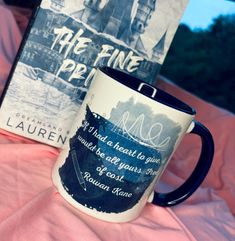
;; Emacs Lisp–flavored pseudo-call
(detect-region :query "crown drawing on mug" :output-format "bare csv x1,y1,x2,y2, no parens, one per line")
111,111,171,151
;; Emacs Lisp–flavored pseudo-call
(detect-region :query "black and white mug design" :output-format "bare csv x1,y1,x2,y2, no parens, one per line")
52,67,214,223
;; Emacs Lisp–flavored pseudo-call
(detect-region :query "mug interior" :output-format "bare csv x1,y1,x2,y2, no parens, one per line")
100,67,196,116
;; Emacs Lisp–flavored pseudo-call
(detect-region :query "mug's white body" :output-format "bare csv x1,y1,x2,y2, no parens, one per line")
52,70,194,222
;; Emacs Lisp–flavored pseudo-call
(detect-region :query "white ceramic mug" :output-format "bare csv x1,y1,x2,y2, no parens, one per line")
52,67,214,223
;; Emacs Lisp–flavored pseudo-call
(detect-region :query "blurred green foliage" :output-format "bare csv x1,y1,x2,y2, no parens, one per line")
160,14,235,113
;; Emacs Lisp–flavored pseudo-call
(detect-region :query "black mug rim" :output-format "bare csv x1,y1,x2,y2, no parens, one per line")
99,67,196,116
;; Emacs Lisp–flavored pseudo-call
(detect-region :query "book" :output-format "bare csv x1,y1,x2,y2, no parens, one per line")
0,0,189,148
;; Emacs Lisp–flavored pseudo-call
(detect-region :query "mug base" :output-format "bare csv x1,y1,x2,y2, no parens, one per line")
51,165,146,223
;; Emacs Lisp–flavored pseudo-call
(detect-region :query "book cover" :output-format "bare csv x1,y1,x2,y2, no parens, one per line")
0,0,189,147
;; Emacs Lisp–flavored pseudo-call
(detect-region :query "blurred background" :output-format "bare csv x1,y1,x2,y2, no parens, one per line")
160,0,235,113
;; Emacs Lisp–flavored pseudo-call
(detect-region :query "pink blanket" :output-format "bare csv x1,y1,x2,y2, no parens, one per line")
0,4,234,240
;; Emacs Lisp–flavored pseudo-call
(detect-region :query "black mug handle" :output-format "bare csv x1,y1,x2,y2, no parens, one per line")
152,121,214,206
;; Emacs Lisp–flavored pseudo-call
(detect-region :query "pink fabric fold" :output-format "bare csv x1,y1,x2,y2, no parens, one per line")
0,5,234,241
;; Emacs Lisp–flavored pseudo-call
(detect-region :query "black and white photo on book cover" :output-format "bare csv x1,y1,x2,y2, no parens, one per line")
0,0,189,147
